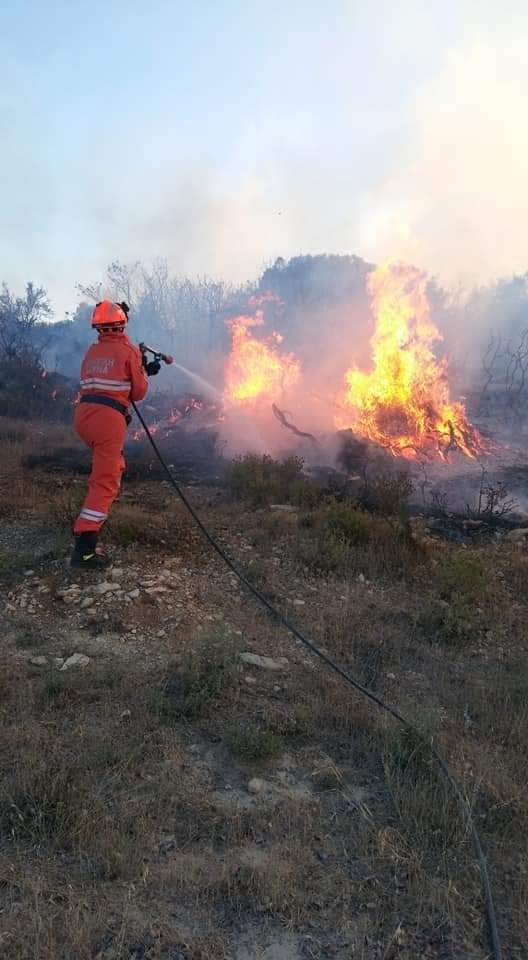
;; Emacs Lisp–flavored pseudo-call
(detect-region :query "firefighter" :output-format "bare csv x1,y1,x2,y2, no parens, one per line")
71,300,160,569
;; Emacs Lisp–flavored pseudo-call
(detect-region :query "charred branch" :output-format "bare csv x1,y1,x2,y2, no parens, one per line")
272,404,318,443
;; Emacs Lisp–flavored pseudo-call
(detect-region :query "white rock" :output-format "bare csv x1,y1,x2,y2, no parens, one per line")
111,567,125,580
127,589,140,600
248,777,269,795
93,581,119,596
293,599,305,606
54,657,65,669
57,585,81,598
80,597,95,609
60,653,90,671
29,656,47,667
139,579,157,588
240,652,288,671
270,504,298,512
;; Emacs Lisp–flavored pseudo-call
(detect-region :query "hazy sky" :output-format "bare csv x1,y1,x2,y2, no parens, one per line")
1,1,527,314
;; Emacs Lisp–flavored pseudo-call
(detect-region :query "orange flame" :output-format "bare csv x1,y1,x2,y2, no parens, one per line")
338,262,484,460
224,297,300,405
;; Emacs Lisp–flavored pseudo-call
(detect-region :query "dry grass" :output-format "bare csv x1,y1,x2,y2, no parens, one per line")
225,722,284,762
1,419,527,957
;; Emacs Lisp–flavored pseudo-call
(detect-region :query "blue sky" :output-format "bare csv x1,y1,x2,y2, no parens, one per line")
1,1,524,313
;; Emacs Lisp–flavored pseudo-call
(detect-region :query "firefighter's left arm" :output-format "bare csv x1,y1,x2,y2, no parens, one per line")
128,345,149,402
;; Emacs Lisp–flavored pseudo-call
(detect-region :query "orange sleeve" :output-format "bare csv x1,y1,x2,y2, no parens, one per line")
128,344,149,402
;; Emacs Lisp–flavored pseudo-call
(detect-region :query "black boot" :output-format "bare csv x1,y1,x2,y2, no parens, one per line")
71,532,111,570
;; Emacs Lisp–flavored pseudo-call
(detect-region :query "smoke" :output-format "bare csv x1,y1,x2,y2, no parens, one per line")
3,1,528,328
360,10,528,291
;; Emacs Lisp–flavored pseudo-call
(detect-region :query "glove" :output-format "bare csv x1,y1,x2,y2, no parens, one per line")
145,360,161,377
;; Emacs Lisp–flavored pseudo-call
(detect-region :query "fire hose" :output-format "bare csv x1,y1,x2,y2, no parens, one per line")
131,398,503,960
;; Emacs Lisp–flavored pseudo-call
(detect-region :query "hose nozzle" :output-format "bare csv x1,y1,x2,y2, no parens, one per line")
139,342,174,365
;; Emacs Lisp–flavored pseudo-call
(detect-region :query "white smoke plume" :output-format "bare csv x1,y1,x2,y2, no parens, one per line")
360,5,528,291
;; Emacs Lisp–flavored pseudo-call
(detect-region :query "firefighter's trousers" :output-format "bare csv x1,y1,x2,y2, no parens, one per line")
73,404,126,534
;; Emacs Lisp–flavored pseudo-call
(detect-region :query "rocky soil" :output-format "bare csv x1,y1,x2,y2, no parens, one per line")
1,456,527,958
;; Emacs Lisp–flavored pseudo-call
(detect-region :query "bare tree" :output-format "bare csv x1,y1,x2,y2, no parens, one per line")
75,259,252,370
0,282,52,362
504,330,528,425
470,465,517,521
478,328,528,427
478,333,506,415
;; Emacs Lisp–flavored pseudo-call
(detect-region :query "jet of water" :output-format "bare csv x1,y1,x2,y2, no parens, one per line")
172,363,222,401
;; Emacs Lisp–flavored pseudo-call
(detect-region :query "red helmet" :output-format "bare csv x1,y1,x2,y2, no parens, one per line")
91,300,128,328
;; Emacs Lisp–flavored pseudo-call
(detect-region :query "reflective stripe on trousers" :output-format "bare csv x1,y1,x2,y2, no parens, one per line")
73,403,126,534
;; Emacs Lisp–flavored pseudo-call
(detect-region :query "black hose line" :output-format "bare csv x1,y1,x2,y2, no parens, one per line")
131,401,503,960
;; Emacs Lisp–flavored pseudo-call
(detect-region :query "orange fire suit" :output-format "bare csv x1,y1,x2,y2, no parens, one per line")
73,331,149,535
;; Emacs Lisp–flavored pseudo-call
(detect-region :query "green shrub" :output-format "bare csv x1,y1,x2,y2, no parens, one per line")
245,558,268,588
225,722,283,762
226,454,305,505
359,472,414,518
152,637,239,722
434,552,487,643
110,505,157,546
289,478,323,509
435,552,486,601
296,501,420,577
322,502,374,545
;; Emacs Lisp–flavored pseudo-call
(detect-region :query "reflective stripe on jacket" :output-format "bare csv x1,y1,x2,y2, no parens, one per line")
79,331,149,407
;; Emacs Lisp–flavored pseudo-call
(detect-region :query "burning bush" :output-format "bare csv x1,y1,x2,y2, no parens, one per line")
337,262,485,461
224,295,300,406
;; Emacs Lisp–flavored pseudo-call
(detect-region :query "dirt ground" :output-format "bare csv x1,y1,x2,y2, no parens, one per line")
0,420,527,959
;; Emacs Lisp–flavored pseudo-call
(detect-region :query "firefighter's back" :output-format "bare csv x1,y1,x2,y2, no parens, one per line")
80,331,144,407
